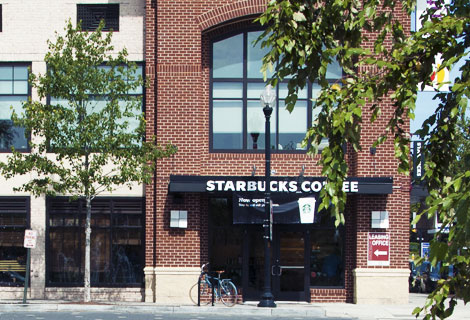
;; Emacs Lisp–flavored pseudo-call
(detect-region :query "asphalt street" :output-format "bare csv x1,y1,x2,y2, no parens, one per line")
0,312,345,320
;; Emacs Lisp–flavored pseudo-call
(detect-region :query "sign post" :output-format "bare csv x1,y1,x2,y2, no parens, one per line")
367,232,390,266
23,229,37,304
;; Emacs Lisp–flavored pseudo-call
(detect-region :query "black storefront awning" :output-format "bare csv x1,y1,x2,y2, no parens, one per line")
169,175,393,224
169,175,393,195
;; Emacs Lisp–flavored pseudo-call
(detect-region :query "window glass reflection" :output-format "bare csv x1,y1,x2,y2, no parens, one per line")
209,198,242,287
326,58,342,79
247,82,267,99
0,198,28,287
279,100,307,150
210,31,342,152
310,227,344,287
213,82,243,99
213,34,243,78
247,31,272,79
0,64,29,151
247,100,276,150
47,197,144,286
212,100,243,150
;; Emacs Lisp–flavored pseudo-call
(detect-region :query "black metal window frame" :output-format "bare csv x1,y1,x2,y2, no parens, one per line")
209,28,342,154
0,196,31,287
0,4,3,32
0,62,31,152
45,196,145,287
77,4,119,32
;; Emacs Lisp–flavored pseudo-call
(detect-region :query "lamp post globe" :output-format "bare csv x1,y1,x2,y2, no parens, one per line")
258,84,276,308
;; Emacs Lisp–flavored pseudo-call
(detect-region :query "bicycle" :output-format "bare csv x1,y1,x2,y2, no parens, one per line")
189,263,238,307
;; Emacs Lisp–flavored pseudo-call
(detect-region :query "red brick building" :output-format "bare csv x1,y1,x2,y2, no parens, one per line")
143,0,410,304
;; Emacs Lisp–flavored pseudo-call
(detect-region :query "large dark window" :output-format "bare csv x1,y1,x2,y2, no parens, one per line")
209,197,243,287
0,63,30,151
77,4,119,31
46,197,144,287
0,197,29,286
211,30,342,152
309,214,345,287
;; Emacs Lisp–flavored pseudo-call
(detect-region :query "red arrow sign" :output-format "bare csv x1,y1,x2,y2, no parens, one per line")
368,232,390,266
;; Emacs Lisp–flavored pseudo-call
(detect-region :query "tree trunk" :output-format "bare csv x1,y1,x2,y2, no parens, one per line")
84,195,92,302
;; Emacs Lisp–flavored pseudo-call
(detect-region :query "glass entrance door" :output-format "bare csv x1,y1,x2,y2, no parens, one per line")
272,229,309,301
242,226,309,302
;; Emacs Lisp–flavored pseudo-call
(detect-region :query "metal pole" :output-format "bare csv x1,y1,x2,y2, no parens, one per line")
258,104,276,308
22,247,31,304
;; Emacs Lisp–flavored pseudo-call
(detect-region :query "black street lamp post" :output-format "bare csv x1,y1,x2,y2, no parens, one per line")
258,85,276,308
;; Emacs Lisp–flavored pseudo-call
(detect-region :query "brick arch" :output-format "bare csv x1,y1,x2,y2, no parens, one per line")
196,0,267,32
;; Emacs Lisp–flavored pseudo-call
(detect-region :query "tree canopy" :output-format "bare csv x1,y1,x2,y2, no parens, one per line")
257,0,469,318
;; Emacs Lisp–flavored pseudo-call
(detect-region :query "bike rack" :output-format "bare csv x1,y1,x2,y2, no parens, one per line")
197,273,216,306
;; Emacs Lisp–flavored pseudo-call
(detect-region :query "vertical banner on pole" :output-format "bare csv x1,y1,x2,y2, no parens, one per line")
413,141,425,181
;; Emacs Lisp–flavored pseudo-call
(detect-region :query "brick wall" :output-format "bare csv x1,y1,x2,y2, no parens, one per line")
145,0,410,303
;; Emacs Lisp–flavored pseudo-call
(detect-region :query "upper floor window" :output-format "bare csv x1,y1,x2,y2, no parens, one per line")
0,63,30,151
48,64,144,151
77,4,119,31
210,30,342,152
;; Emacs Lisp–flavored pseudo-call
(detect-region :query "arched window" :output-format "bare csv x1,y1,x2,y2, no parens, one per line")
210,30,342,152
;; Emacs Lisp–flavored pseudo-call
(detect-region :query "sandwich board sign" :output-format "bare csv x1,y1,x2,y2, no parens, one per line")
367,232,390,266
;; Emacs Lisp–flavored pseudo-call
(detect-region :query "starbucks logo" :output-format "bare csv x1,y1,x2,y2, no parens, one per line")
302,204,312,214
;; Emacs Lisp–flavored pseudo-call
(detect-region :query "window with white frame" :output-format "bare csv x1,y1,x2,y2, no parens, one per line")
210,30,342,152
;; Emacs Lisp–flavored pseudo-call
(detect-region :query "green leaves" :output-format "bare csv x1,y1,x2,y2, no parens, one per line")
259,0,470,318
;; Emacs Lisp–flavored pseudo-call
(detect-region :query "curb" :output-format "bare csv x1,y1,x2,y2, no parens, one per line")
0,303,326,317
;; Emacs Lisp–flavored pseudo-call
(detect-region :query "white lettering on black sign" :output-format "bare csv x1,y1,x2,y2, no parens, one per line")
207,180,359,193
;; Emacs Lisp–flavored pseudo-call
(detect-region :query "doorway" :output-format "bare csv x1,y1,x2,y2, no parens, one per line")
272,227,310,301
242,225,310,302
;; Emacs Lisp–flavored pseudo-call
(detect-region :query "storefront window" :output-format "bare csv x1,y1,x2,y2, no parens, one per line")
209,197,243,287
211,30,341,152
310,224,345,287
0,197,29,286
46,197,144,286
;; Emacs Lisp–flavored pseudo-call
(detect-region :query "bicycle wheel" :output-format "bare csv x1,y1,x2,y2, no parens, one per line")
189,281,211,305
219,280,238,307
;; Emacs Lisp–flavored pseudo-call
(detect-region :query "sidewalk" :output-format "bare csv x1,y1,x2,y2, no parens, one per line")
0,294,469,319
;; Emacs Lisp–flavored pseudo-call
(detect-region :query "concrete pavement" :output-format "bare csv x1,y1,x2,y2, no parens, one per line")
0,294,469,319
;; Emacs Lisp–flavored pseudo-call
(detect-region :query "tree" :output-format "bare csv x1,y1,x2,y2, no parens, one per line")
257,0,469,318
0,21,177,302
